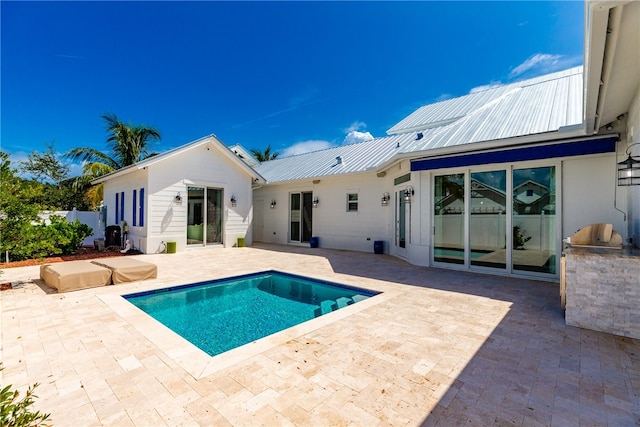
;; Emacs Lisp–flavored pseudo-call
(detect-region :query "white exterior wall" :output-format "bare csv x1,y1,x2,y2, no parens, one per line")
252,159,431,265
562,153,627,241
103,142,254,254
627,86,640,247
145,143,253,253
254,173,394,253
103,168,148,250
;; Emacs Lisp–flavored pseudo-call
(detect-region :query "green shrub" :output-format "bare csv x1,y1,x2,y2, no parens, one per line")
0,216,92,262
0,365,51,426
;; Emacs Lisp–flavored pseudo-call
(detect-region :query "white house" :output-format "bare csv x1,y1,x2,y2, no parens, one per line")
93,135,265,254
96,0,638,283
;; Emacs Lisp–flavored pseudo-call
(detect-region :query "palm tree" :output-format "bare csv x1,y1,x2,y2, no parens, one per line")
250,145,280,162
66,113,161,208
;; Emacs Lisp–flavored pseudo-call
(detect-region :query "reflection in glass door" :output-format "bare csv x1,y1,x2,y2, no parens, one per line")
395,191,408,251
512,166,556,274
188,186,223,246
290,192,313,243
433,174,465,264
187,187,205,245
206,189,222,244
470,171,506,269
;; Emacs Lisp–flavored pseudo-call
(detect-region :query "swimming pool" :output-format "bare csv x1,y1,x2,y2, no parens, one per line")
124,271,379,356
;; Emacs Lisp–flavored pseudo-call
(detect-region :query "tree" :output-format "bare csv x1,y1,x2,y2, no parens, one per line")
65,113,161,207
250,145,280,162
19,141,69,187
66,113,161,170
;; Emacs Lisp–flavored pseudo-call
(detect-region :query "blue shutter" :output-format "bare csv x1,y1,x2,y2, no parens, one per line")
132,190,137,226
120,192,125,222
115,193,119,224
139,188,145,227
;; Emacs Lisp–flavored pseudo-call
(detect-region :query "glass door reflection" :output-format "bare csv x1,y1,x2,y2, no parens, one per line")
470,171,506,269
433,173,465,264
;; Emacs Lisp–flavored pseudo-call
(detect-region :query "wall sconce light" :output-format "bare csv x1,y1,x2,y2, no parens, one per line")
230,195,237,207
404,186,414,203
381,192,390,206
618,143,640,186
175,192,182,203
270,199,277,209
313,196,319,208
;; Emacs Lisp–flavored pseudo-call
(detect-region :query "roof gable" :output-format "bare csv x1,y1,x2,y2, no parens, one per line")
93,134,265,184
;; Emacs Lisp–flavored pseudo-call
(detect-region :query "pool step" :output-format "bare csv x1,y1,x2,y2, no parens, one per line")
351,294,367,303
313,296,362,317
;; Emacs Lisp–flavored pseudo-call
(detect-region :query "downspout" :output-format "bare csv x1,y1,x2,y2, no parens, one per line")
593,5,623,133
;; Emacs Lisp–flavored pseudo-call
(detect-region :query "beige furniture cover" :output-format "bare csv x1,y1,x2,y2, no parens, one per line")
570,223,623,247
40,261,112,292
91,258,157,284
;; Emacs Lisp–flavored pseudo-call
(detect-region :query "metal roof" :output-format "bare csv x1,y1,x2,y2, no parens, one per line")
255,66,585,184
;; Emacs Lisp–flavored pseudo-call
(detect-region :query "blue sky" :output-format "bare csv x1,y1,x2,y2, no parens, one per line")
2,1,584,175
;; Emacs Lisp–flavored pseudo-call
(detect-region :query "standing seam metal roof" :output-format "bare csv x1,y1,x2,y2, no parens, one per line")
255,66,584,183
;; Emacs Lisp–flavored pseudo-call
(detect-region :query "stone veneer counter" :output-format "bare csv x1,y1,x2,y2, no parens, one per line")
564,246,640,339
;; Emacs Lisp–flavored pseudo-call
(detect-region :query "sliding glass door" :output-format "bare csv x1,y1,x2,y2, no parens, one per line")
512,166,556,274
433,173,465,264
470,170,506,269
187,186,223,246
432,165,557,277
290,192,313,243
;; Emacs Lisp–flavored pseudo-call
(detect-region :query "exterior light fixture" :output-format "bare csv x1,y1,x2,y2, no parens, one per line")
230,195,237,207
175,192,182,203
313,196,319,208
404,186,414,203
381,192,390,206
618,143,640,186
270,199,277,209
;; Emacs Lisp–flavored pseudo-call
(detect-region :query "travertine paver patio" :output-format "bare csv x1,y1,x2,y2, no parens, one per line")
1,243,639,426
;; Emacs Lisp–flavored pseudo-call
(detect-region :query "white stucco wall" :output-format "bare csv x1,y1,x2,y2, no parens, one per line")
562,153,627,241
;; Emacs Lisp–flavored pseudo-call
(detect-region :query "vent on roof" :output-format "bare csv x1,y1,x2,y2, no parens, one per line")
336,156,342,164
416,132,423,140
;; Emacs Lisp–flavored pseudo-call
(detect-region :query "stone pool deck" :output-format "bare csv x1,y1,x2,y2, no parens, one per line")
1,243,639,426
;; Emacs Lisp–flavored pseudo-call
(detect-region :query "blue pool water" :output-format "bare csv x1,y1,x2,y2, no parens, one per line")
124,271,379,356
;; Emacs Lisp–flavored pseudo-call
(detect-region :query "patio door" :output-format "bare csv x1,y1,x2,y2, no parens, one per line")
432,165,558,277
433,173,465,265
187,186,222,246
290,192,313,243
395,190,410,256
469,170,507,270
512,166,556,274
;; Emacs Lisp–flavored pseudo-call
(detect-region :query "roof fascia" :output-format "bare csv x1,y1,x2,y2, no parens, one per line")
92,134,266,185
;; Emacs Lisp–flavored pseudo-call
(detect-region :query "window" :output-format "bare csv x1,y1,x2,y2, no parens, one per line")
347,193,358,212
115,193,119,224
120,192,125,222
132,190,137,226
526,189,534,197
139,188,145,227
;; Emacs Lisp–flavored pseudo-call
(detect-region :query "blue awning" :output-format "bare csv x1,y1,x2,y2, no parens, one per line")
411,136,618,171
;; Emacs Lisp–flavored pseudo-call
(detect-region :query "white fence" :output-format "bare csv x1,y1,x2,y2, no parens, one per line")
40,209,102,246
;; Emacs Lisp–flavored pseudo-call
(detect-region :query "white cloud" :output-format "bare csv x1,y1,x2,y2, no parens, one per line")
344,121,367,133
281,140,335,157
435,93,453,102
469,82,504,94
509,53,562,78
343,131,374,145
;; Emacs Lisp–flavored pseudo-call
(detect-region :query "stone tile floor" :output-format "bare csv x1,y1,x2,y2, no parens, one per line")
1,243,639,426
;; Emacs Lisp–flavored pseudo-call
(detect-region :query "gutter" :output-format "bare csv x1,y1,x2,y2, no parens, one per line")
593,5,624,133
